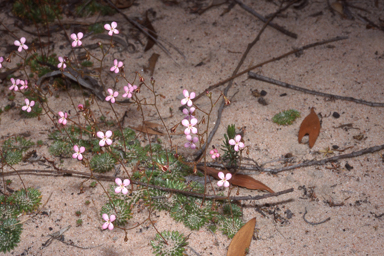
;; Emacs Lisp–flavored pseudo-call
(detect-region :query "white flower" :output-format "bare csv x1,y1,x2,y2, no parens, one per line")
97,131,113,147
14,37,28,52
115,178,130,194
102,214,116,230
217,172,232,187
229,135,245,151
180,90,195,107
22,98,35,112
71,32,83,47
104,22,119,36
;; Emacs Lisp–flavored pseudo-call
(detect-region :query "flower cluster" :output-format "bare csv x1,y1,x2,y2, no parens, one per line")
180,90,199,150
210,148,220,159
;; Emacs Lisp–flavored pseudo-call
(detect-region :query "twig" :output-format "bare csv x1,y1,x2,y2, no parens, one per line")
188,246,202,256
0,168,294,201
193,36,348,102
248,72,384,107
197,143,384,174
302,207,330,225
194,1,296,159
233,0,297,38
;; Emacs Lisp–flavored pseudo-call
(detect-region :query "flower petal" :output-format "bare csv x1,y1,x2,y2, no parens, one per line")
99,140,105,147
189,92,196,99
235,134,242,142
183,89,189,98
77,154,83,160
104,24,111,30
181,98,188,105
70,33,77,40
122,187,128,195
123,179,130,186
14,40,20,46
229,139,235,145
74,145,79,152
97,131,104,138
181,119,189,127
79,147,85,153
115,178,122,185
20,37,26,44
218,172,225,180
72,153,78,159
115,187,122,193
102,214,109,222
102,222,109,230
217,180,224,187
77,32,83,39
110,215,116,222
108,223,114,230
106,131,113,137
225,173,232,180
190,118,198,126
111,22,117,28
224,180,230,187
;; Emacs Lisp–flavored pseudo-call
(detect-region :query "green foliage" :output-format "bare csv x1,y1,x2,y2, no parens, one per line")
0,218,22,253
37,140,43,147
221,124,240,166
101,199,132,226
12,0,61,25
219,216,244,239
75,211,81,217
0,187,41,253
89,181,97,188
26,53,59,77
76,219,83,227
76,0,116,17
223,203,243,218
151,230,188,256
272,109,300,125
81,60,93,67
49,141,72,157
2,136,34,165
89,23,105,34
90,152,116,173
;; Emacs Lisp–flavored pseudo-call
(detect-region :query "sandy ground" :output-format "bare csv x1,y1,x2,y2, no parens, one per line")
1,0,384,255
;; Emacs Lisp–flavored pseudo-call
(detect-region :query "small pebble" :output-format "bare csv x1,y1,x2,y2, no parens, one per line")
345,162,353,171
258,97,268,106
260,90,267,96
332,112,340,118
280,93,287,97
332,145,339,150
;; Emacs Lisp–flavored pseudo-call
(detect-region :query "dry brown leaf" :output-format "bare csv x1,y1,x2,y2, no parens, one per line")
144,10,157,52
199,167,274,193
227,218,256,256
298,107,320,148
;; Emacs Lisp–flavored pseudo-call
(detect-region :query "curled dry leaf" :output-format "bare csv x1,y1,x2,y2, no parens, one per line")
199,167,274,193
298,107,320,148
227,217,256,256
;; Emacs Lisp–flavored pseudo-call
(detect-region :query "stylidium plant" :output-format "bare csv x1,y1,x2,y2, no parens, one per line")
102,214,116,230
97,131,113,146
115,178,130,194
122,83,137,98
110,59,123,73
58,57,66,69
229,135,245,152
106,89,118,103
58,112,68,125
71,32,83,47
181,118,198,135
104,21,119,36
72,145,85,160
181,89,195,107
9,78,19,91
14,37,28,52
21,99,35,112
217,172,232,187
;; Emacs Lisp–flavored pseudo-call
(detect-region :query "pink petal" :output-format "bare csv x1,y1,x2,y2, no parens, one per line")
187,99,193,107
106,139,112,145
113,91,119,97
110,215,116,222
11,78,15,84
123,86,129,93
78,41,82,46
62,119,67,125
217,180,224,187
189,92,196,99
104,24,111,30
181,119,190,127
113,59,117,66
115,187,122,193
114,68,119,73
108,88,113,95
184,142,191,148
72,153,78,159
25,98,30,105
183,89,189,98
70,33,77,40
79,147,85,153
223,181,230,187
102,214,109,222
234,145,239,151
77,32,83,39
181,98,188,105
27,107,32,112
114,29,119,34
115,178,122,186
110,97,115,103
122,187,128,195
102,222,109,229
123,179,130,186
235,135,242,142
23,45,28,50
106,131,113,137
218,172,225,180
111,22,117,28
192,137,199,143
108,223,114,230
229,139,235,145
99,140,106,147
58,111,64,117
108,30,113,36
190,118,197,126
225,173,232,180
239,142,244,148
77,154,83,160
191,127,197,134
118,61,123,67
110,66,116,72
74,145,79,152
72,41,77,47
97,131,104,138
22,106,28,111
190,144,196,149
14,40,20,46
184,128,190,135
183,108,189,115
20,37,26,44
186,135,192,141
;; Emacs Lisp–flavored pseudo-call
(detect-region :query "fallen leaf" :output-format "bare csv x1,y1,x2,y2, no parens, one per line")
227,218,256,256
143,53,160,76
298,107,320,148
198,167,274,193
143,10,157,52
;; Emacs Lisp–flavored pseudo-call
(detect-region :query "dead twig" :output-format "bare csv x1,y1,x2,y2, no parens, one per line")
193,36,348,102
302,207,330,225
233,0,297,38
248,72,384,107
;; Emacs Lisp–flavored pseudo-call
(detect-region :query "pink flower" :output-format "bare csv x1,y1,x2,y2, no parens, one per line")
72,145,85,160
184,135,198,149
58,111,68,125
9,78,19,91
180,89,195,107
97,131,113,147
110,59,123,73
0,56,3,68
102,214,116,230
229,135,244,152
115,178,130,194
71,32,83,47
22,98,35,112
183,107,195,120
105,89,118,103
210,149,220,159
122,83,137,98
14,37,28,52
77,104,84,111
104,22,119,36
58,57,66,69
181,118,197,135
217,172,232,187
19,80,28,90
